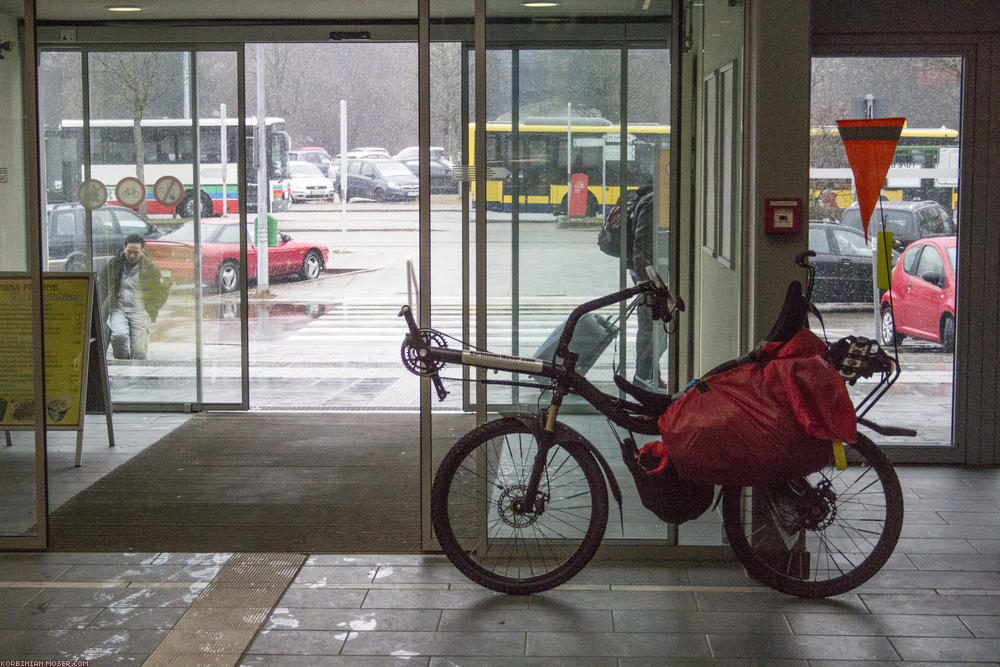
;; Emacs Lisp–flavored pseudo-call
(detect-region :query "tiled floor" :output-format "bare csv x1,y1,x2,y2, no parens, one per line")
1,465,999,665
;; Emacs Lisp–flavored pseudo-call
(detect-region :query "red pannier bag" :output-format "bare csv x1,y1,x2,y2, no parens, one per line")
657,329,857,487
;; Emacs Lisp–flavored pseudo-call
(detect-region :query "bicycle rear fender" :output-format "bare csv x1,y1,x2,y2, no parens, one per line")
505,413,624,510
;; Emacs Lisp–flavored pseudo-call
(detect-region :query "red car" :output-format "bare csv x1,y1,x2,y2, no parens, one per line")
145,220,329,293
880,236,957,351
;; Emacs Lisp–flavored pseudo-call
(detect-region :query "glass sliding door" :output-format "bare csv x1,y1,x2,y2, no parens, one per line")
39,47,246,409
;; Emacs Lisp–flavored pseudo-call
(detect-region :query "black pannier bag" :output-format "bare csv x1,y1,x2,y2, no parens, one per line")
532,312,618,382
619,439,714,524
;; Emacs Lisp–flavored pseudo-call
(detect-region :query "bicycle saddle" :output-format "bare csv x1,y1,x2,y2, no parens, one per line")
613,374,675,416
765,280,809,343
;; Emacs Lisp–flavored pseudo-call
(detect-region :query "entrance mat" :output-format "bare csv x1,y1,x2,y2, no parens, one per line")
49,411,473,552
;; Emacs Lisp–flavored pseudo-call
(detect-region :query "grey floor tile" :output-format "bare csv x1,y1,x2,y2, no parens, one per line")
891,636,1000,662
55,563,222,583
0,561,71,581
341,629,526,657
147,552,234,565
0,605,102,629
892,538,980,554
0,587,44,606
707,633,899,660
862,569,1000,590
0,552,161,565
902,523,1000,539
245,658,431,666
785,612,971,637
0,627,167,655
621,660,806,667
614,609,791,634
86,605,187,630
562,562,692,586
306,554,442,567
248,628,347,655
363,589,529,611
434,659,614,667
862,593,1000,615
526,631,711,658
27,585,202,609
970,539,1000,555
526,588,698,611
440,608,611,633
292,565,377,585
961,614,1000,638
368,564,477,585
908,553,1000,571
267,606,441,632
694,591,867,613
277,587,368,608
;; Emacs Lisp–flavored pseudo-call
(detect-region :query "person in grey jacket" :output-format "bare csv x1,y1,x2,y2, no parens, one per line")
628,185,666,391
104,234,168,360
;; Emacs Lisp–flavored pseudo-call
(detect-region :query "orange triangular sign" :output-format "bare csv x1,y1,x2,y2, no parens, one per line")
836,117,906,240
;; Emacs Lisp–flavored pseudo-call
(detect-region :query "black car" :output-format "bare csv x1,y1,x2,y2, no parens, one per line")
47,203,163,271
809,221,897,303
840,200,955,253
345,159,419,202
398,157,457,193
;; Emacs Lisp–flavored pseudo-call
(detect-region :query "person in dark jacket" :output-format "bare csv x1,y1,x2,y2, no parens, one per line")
104,233,168,360
628,185,666,391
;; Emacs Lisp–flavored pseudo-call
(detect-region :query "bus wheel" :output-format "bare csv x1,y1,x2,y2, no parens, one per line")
176,189,215,218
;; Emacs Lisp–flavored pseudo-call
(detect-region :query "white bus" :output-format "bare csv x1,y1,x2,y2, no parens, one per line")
47,116,292,217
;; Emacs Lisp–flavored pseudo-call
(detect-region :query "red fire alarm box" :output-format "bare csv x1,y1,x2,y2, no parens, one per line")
764,198,802,234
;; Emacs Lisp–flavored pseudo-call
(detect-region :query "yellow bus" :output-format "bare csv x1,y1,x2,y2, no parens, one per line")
471,116,670,216
809,125,959,212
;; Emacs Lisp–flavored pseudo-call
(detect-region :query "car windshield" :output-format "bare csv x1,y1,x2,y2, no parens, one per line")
376,162,413,177
842,208,911,236
290,162,325,177
162,222,228,243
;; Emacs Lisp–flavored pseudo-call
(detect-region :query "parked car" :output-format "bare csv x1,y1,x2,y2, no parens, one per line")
840,199,955,253
345,158,419,202
879,236,957,351
808,221,898,303
398,157,457,193
288,160,334,202
288,147,332,172
394,145,453,170
47,203,163,271
328,148,390,180
144,220,329,293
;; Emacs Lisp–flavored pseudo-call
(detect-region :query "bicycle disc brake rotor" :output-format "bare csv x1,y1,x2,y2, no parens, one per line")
496,484,547,528
401,329,447,376
769,479,837,532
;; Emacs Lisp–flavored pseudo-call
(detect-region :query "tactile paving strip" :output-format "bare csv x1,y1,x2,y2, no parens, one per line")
143,552,305,666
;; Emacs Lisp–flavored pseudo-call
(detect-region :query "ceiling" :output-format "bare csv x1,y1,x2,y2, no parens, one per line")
1,1,669,22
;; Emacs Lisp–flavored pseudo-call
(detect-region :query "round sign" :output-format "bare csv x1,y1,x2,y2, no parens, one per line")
153,175,185,207
115,177,146,208
77,179,108,210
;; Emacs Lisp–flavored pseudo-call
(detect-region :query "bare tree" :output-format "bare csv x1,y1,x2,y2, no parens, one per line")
90,52,180,215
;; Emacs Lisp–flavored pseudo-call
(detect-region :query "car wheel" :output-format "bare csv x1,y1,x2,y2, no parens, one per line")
880,305,903,347
300,249,323,281
176,189,214,218
586,192,599,217
373,188,387,203
216,259,240,293
941,314,956,353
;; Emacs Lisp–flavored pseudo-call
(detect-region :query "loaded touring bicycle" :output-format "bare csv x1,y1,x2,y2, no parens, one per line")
400,253,913,598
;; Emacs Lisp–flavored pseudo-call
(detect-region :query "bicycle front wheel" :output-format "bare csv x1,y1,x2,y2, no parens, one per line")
722,433,903,598
431,417,608,595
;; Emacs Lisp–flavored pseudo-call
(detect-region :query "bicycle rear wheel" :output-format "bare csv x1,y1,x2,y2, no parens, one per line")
721,433,903,598
431,417,608,595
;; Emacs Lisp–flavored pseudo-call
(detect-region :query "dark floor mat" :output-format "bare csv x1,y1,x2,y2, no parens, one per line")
49,411,472,552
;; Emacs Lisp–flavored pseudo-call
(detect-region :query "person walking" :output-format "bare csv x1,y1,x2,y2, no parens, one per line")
627,185,666,391
104,233,168,360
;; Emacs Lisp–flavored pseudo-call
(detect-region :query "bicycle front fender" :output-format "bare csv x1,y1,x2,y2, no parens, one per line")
504,413,624,511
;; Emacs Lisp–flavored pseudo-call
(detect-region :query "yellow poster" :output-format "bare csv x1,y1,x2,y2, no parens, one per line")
0,274,92,428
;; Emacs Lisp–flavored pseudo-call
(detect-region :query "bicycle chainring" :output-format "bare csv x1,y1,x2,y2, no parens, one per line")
401,329,448,376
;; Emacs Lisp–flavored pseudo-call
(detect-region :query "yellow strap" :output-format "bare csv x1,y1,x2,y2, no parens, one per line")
832,440,848,470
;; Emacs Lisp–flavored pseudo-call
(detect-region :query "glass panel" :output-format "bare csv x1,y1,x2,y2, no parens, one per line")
809,56,960,447
1,12,44,545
